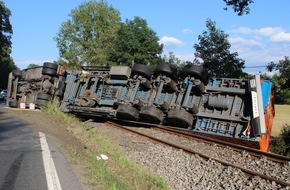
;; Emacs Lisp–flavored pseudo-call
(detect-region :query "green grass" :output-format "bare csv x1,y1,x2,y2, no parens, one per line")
41,101,81,126
272,104,290,137
43,101,170,190
85,129,169,190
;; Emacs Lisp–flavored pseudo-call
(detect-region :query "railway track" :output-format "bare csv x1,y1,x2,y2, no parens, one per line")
105,119,290,188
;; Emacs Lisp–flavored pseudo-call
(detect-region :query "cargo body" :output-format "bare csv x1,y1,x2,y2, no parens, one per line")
60,64,274,151
6,62,66,108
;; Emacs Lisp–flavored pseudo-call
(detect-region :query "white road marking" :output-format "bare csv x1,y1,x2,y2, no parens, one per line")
39,132,62,190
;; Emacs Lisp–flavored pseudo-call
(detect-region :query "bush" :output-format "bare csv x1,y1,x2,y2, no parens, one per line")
269,124,290,156
274,89,290,104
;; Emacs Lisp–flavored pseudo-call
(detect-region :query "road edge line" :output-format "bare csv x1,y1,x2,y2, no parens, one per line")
39,132,62,190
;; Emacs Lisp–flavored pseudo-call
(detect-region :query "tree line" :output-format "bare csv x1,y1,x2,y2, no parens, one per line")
0,1,17,90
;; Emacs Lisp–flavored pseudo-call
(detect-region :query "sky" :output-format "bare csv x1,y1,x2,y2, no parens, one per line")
2,0,290,74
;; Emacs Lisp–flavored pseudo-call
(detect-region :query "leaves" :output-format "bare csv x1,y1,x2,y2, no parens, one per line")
223,0,254,16
194,19,245,78
0,1,17,89
109,16,163,67
54,0,121,69
266,56,290,104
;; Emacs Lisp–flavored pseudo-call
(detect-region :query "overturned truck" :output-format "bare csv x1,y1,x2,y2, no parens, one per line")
59,64,274,151
6,62,66,108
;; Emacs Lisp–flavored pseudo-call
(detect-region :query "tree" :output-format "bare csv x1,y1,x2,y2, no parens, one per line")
223,0,254,16
109,16,163,67
267,56,290,89
0,1,17,89
161,52,189,74
193,19,245,78
54,0,121,69
27,63,41,68
267,56,290,104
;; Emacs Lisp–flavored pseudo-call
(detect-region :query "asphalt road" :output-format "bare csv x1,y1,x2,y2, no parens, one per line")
0,101,85,190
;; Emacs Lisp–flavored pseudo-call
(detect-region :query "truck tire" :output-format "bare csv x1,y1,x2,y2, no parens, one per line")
154,63,174,78
116,104,139,121
166,109,193,128
9,100,18,108
131,64,152,79
43,62,58,70
42,68,57,76
180,65,208,84
140,106,164,124
36,99,49,106
36,93,51,100
12,70,22,78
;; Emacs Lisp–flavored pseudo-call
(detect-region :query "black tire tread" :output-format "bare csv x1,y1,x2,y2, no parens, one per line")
9,100,18,108
180,65,208,84
116,104,139,121
42,68,57,76
43,62,58,70
140,106,164,124
166,109,193,128
131,64,152,79
12,70,22,77
154,63,174,78
37,93,51,100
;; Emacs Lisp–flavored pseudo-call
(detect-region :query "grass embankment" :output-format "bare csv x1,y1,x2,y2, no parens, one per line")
272,105,290,137
42,101,170,190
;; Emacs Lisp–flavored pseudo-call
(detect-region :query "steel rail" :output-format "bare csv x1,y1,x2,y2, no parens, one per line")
110,119,290,163
156,125,290,163
106,120,290,187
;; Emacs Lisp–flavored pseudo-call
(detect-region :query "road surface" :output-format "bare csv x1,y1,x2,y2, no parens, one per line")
0,101,86,190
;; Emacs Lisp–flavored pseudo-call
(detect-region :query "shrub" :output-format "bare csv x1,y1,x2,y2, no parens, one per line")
269,124,290,156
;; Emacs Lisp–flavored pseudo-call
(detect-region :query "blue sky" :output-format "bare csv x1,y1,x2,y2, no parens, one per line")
3,0,290,74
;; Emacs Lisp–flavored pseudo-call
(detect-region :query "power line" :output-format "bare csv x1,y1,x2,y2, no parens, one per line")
245,66,267,68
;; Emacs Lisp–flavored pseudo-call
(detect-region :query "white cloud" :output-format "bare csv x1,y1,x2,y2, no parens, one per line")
182,28,193,34
228,37,263,47
227,26,290,72
270,32,290,42
159,36,183,49
229,36,289,68
230,26,290,42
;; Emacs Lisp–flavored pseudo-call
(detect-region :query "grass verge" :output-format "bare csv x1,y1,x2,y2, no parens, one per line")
272,105,290,136
43,101,170,190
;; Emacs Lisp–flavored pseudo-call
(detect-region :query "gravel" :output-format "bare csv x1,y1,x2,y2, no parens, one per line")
90,122,290,190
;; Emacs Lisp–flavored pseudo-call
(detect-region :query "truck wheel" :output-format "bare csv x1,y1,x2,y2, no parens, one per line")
166,109,193,128
180,65,208,84
131,64,152,79
36,99,49,106
154,63,174,78
12,70,22,78
116,104,139,121
140,106,164,124
9,100,18,108
42,68,57,76
43,62,58,70
36,93,51,100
